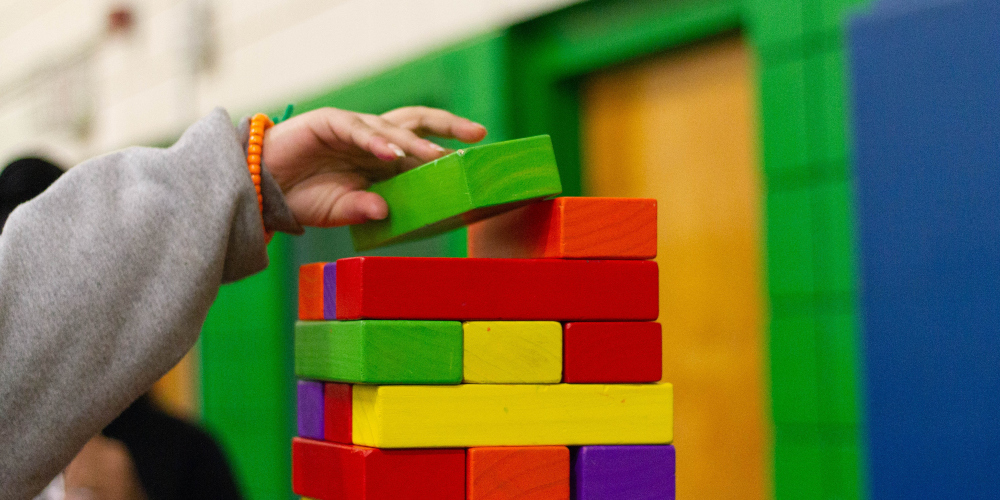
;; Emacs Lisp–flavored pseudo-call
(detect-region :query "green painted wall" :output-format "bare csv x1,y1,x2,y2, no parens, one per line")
198,0,872,498
200,235,296,500
751,0,870,497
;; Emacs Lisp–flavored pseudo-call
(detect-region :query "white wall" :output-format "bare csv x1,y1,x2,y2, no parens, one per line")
0,0,582,167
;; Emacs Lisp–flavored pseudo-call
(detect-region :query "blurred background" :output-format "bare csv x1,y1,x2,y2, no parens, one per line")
4,0,998,499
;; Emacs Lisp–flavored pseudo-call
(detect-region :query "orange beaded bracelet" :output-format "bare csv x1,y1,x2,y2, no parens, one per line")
247,113,273,215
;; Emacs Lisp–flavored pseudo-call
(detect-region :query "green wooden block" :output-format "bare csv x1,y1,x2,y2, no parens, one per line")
349,135,562,251
816,310,862,425
774,424,824,500
766,187,816,297
811,180,858,296
295,320,463,384
759,58,811,189
771,312,821,425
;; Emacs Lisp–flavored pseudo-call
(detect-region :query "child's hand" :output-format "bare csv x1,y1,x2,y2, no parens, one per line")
262,106,487,227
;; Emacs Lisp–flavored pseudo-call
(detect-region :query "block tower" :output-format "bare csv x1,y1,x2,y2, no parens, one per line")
292,136,674,499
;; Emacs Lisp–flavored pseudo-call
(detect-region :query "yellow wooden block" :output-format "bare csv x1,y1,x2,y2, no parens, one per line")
463,321,562,383
352,383,672,448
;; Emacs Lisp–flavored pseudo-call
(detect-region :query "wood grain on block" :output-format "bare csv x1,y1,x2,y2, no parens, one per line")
350,135,561,251
349,383,672,448
297,380,324,440
463,321,562,383
563,322,662,383
291,438,464,500
334,257,658,321
468,197,657,259
295,320,462,384
299,263,326,320
572,445,676,500
323,383,352,444
467,446,569,500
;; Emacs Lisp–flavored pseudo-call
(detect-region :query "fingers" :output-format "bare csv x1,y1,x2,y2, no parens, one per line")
323,110,406,163
320,108,454,169
381,106,487,143
358,114,451,164
318,107,486,169
272,106,490,220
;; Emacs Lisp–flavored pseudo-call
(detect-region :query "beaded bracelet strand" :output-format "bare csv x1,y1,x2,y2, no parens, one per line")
248,105,292,243
247,113,273,213
248,113,274,242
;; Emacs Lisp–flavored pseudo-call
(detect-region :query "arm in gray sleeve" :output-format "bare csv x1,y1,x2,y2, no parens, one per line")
0,108,300,499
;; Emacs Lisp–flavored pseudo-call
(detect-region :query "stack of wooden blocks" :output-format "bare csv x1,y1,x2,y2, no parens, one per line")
290,136,674,499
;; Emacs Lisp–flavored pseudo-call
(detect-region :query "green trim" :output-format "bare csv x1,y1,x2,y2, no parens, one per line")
515,0,741,77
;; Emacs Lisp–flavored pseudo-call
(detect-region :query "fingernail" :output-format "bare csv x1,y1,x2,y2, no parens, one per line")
427,141,446,152
388,143,405,158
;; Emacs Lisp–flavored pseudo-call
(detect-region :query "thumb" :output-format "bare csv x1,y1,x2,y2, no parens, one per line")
328,190,388,227
282,173,388,228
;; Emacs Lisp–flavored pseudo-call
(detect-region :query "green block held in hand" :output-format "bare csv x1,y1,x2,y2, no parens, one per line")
350,135,562,251
295,320,463,384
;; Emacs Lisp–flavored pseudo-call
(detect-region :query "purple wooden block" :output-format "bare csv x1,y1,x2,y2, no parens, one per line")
297,380,324,439
323,262,337,320
572,445,675,500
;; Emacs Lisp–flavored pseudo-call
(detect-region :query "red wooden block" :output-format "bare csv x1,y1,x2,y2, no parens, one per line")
468,197,657,259
467,446,569,500
563,322,662,383
299,263,326,320
323,383,352,444
292,438,465,500
333,257,658,321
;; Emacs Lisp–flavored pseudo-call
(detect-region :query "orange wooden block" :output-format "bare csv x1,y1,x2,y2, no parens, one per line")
467,446,569,500
468,197,657,259
299,263,326,320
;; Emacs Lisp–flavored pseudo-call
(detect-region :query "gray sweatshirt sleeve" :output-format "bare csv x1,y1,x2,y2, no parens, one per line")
0,108,299,499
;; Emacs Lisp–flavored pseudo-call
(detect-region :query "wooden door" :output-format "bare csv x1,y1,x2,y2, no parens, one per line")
582,35,770,499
